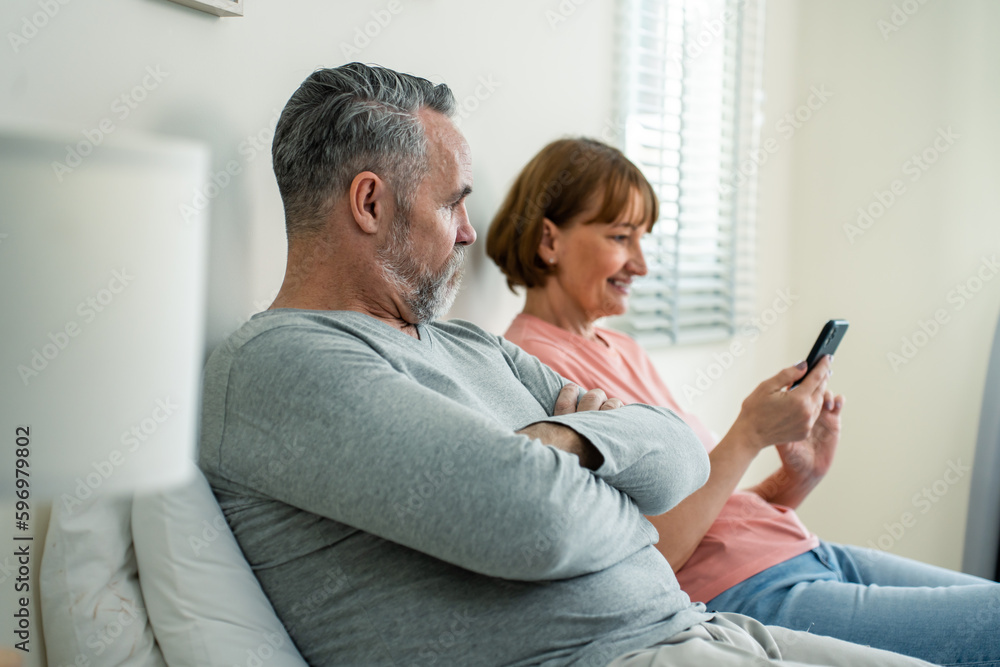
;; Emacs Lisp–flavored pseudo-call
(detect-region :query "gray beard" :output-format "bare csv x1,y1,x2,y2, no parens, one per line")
376,214,467,324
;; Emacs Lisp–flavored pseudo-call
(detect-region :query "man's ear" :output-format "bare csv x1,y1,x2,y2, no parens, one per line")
349,171,390,235
539,218,560,263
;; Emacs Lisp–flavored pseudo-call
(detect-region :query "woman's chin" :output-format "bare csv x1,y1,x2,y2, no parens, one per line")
593,299,628,320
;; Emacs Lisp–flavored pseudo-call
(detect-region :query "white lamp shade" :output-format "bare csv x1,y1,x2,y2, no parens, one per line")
0,125,209,502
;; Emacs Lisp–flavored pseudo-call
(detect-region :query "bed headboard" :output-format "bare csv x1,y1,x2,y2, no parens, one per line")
963,308,1000,581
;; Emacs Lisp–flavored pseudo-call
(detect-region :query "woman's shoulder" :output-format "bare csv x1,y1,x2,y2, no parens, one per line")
504,313,571,349
504,315,596,374
594,325,647,356
507,326,574,363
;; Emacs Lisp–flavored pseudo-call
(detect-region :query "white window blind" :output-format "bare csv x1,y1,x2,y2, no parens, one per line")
610,0,766,345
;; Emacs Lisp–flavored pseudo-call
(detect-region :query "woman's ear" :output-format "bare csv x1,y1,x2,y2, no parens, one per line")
539,218,560,265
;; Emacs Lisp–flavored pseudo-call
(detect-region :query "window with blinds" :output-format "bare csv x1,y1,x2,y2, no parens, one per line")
609,0,766,345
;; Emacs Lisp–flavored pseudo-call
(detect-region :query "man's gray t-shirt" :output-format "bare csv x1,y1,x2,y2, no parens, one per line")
199,309,712,666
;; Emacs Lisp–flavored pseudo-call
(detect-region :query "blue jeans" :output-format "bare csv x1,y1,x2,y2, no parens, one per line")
706,541,1000,666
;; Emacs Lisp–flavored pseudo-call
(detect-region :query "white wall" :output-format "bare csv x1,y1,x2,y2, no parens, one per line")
2,0,624,349
0,2,627,663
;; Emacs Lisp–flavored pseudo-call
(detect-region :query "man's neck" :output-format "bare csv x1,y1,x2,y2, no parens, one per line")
269,241,421,339
269,288,421,339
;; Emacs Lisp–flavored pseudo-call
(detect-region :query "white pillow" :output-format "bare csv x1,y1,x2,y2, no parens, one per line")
131,466,308,667
40,494,167,667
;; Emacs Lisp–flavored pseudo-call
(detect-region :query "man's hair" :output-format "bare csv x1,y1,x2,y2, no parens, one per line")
486,138,659,293
271,62,456,239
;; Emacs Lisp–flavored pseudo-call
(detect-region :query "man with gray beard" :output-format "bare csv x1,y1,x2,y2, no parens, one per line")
197,63,933,667
375,208,468,324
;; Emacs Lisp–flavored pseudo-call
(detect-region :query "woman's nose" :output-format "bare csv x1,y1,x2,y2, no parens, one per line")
628,241,647,276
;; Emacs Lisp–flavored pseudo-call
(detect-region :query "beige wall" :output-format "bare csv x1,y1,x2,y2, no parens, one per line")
776,0,1000,570
653,0,1000,571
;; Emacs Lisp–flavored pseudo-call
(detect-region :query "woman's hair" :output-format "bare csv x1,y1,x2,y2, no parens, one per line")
485,137,658,293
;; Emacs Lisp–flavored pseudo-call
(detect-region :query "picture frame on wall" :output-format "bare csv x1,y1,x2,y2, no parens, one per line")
167,0,243,17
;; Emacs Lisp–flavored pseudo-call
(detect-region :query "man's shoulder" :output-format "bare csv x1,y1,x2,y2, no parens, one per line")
429,317,496,339
427,318,508,352
204,310,392,384
215,310,383,353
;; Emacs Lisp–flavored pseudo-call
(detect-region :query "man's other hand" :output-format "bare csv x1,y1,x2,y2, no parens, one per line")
518,384,618,470
554,383,625,414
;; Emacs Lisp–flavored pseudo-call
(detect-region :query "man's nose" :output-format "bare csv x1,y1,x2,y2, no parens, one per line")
456,208,477,246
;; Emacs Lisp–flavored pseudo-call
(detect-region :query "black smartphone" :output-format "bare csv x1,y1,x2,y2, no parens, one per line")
790,319,849,388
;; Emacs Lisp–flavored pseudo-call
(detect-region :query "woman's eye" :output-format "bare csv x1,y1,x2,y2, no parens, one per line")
611,235,629,242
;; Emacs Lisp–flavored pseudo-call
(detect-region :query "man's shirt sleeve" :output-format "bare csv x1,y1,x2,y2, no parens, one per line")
211,327,706,581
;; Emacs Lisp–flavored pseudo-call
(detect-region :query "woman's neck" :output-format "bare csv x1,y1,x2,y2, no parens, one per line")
522,287,600,343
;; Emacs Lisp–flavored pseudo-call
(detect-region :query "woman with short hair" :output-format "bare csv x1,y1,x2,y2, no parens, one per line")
486,136,1000,667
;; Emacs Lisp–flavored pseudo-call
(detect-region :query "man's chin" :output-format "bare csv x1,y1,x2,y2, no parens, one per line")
429,284,462,322
404,280,461,324
428,259,465,320
396,249,466,324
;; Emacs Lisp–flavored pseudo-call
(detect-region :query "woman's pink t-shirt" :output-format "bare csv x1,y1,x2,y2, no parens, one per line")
504,313,818,603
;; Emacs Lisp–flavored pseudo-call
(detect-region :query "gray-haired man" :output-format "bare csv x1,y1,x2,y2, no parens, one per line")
198,62,932,666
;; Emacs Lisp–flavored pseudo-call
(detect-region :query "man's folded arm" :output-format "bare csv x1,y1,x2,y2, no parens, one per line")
499,335,711,516
215,339,665,581
539,405,710,516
